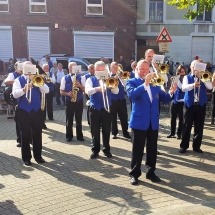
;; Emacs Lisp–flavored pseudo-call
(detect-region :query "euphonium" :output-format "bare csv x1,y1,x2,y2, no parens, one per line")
71,73,79,102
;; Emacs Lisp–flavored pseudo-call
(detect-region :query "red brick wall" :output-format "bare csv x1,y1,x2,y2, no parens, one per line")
0,0,136,64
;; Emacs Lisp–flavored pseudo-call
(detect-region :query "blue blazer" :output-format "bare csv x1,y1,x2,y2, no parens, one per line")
126,77,172,130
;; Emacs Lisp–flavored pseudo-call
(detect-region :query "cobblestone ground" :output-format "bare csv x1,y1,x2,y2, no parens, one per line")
0,102,215,215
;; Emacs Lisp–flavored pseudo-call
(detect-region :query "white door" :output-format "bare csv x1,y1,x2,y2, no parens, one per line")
0,27,13,62
27,27,50,61
74,31,114,60
192,37,213,63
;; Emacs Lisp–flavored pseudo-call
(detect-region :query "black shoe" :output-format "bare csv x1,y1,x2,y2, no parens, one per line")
90,152,98,159
35,157,45,164
193,148,203,153
123,133,131,139
104,152,112,158
176,135,181,140
24,160,31,166
112,135,117,139
167,133,175,138
42,124,47,129
66,138,72,142
130,176,138,185
179,148,186,153
77,137,85,141
146,173,161,183
16,143,21,147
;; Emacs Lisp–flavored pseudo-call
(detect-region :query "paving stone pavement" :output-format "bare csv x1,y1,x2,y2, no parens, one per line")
0,102,215,215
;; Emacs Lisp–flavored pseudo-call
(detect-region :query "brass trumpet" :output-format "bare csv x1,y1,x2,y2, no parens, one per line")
150,74,165,87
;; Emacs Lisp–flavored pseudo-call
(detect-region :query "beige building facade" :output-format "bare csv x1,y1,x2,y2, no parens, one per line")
136,0,215,65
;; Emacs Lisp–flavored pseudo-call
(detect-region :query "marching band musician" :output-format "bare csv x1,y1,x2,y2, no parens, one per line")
179,60,215,154
126,60,176,185
85,61,119,159
4,61,23,147
110,62,131,139
167,65,186,139
60,62,85,142
12,61,49,166
144,49,168,85
42,64,56,129
81,64,95,126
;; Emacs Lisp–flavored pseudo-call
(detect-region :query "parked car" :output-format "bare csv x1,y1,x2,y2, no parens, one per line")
39,54,90,75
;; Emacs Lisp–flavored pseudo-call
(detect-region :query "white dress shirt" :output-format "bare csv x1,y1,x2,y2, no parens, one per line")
143,83,153,103
12,74,49,99
4,72,15,83
56,70,65,83
182,74,212,102
85,78,119,95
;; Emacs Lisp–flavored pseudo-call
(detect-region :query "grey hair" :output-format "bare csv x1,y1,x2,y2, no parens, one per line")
145,49,154,56
94,61,105,68
68,62,77,67
137,59,150,67
88,64,94,69
53,61,57,65
58,63,63,66
131,61,137,67
42,63,49,69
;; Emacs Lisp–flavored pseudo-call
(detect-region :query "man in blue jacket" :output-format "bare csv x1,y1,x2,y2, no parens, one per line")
126,60,176,185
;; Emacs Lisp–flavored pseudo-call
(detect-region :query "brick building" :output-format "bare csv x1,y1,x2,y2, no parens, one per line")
0,0,136,65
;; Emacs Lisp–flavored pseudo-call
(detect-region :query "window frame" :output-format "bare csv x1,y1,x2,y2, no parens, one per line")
0,0,9,13
86,0,103,16
29,0,47,14
196,6,212,22
149,0,163,23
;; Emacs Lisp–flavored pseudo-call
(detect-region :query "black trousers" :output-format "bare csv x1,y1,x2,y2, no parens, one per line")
110,98,128,136
211,92,215,119
180,104,206,150
43,91,54,121
14,107,21,143
17,108,43,161
55,83,65,105
130,125,158,179
65,99,83,139
90,107,111,154
170,101,184,136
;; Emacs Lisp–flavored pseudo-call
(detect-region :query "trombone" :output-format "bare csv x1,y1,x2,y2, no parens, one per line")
25,73,45,110
117,64,130,87
98,71,118,112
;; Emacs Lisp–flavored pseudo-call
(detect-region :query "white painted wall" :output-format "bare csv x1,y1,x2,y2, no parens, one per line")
167,36,192,65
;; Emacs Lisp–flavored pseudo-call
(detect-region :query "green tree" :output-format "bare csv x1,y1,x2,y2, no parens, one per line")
165,0,215,20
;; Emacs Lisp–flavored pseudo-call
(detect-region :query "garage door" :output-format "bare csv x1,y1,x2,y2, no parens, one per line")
74,31,114,60
27,27,50,61
192,37,213,63
0,26,13,62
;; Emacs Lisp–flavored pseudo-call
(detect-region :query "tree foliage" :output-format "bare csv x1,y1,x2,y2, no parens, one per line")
165,0,215,20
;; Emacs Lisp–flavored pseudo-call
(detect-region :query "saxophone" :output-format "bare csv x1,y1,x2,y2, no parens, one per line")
71,73,79,102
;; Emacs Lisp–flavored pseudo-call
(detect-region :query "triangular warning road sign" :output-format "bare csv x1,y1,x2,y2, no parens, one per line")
156,27,172,42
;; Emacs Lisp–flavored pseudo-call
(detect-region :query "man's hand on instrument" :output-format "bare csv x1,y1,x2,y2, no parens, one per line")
194,82,201,88
67,91,73,98
169,83,177,95
144,73,155,86
96,87,106,92
75,81,81,88
23,83,33,93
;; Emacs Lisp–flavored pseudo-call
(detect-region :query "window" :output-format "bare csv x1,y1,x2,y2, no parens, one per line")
149,0,163,22
86,0,103,15
0,0,9,12
29,0,46,13
196,4,212,22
